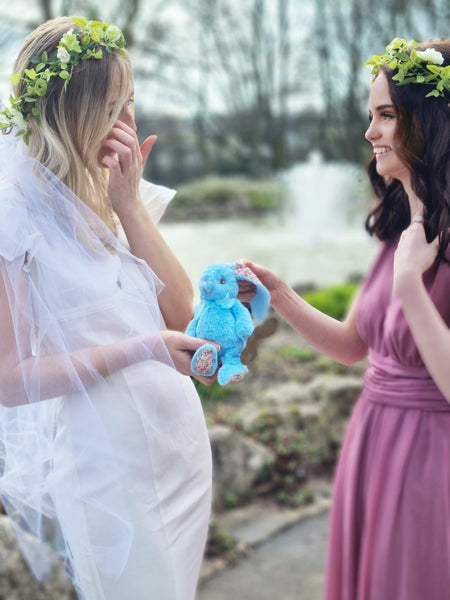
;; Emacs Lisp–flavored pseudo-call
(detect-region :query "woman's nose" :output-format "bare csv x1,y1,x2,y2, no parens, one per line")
365,120,379,142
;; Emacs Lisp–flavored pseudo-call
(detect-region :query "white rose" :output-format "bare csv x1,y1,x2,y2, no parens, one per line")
416,48,444,65
106,25,122,43
57,46,71,64
10,109,27,129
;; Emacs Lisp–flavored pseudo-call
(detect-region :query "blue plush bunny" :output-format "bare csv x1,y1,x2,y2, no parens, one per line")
186,260,270,385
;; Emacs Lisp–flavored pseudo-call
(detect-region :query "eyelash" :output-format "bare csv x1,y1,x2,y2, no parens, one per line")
368,112,395,122
108,97,134,119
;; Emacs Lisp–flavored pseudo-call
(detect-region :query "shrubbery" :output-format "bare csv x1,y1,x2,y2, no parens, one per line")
303,282,359,320
165,175,288,220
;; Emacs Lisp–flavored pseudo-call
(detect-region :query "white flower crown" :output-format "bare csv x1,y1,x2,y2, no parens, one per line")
366,38,450,101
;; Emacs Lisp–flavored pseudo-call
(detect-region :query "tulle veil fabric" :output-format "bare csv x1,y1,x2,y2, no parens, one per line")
0,132,189,588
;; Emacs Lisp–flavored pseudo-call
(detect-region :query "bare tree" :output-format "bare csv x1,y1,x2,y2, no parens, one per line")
312,0,450,161
184,0,305,174
35,0,143,42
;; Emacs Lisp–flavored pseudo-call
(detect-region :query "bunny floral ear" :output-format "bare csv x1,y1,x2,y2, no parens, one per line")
233,260,271,322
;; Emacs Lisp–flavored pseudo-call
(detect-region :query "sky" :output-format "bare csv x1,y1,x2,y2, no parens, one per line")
0,1,202,116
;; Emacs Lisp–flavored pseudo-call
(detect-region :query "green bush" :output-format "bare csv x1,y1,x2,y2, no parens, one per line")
192,379,235,404
303,282,359,320
174,175,287,212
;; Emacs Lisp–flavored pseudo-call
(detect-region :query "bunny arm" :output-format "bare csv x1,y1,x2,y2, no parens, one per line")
230,301,254,340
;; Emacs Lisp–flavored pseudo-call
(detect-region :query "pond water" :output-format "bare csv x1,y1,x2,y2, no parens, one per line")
159,153,379,300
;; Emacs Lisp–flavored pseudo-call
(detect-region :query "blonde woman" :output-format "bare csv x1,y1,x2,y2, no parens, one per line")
0,16,215,600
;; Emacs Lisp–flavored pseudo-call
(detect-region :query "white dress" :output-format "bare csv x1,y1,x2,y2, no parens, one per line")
0,139,212,600
64,182,212,600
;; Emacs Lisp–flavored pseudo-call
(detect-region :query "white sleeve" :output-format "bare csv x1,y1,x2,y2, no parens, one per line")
138,179,176,224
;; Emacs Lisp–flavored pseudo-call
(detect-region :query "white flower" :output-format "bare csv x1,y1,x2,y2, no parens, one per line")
10,109,27,129
416,48,444,65
57,46,71,64
106,25,122,43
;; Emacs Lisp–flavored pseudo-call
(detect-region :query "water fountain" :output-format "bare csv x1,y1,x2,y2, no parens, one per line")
284,150,371,243
159,152,378,300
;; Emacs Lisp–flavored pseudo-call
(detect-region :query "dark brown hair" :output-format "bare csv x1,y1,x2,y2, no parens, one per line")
365,40,450,262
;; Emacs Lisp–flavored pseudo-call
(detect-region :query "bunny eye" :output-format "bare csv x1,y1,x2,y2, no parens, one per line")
220,278,226,284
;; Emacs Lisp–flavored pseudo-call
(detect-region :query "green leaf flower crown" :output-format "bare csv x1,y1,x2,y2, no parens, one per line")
365,38,450,102
0,17,126,145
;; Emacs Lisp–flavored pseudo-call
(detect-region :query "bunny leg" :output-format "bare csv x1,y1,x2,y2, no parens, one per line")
217,350,248,386
191,344,218,377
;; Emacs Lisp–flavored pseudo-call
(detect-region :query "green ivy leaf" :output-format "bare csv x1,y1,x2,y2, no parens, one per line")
71,17,87,28
24,69,36,80
34,79,47,95
387,58,397,70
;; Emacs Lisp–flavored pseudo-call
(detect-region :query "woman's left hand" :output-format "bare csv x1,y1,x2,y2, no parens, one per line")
393,215,439,297
99,120,156,217
161,330,219,385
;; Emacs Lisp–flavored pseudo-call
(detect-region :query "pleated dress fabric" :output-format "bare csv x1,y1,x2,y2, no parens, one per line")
325,238,450,600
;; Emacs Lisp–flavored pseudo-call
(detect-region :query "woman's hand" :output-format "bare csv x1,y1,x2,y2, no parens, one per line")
392,215,450,401
99,120,156,217
393,216,439,298
161,330,219,385
237,259,280,304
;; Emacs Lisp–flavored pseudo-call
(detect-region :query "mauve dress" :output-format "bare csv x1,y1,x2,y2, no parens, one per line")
325,237,450,600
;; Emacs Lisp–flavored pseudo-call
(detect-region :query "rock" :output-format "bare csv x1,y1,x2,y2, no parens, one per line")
305,375,363,416
223,374,363,483
259,381,311,406
209,425,275,508
0,516,76,600
312,376,363,445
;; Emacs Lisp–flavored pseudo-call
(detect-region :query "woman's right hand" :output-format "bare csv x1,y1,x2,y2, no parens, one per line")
161,330,219,385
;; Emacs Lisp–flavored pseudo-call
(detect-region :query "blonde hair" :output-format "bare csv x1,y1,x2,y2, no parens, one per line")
13,17,133,231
